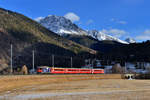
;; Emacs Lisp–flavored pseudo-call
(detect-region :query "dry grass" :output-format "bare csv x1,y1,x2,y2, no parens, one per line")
0,74,121,93
0,75,150,100
23,79,150,100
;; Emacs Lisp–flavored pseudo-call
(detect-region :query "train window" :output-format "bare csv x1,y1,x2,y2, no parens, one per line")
80,70,90,71
42,68,50,73
54,69,64,71
94,70,102,72
68,69,78,71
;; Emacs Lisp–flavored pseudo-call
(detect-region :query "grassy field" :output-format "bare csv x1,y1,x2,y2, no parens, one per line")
0,74,121,93
0,74,150,100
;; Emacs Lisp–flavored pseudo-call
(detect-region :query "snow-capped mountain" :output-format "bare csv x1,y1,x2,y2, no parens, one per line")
87,30,129,44
38,15,129,44
125,38,136,43
39,15,87,35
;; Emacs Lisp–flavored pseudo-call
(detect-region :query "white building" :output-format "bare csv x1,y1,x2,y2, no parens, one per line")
125,62,150,74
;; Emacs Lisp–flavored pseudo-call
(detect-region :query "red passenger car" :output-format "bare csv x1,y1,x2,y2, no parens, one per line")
37,66,104,74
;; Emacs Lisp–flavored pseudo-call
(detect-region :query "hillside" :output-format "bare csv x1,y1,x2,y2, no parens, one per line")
102,40,150,62
64,34,126,53
0,8,96,71
65,34,150,63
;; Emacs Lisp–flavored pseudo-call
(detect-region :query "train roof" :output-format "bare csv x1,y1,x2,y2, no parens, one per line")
37,66,50,68
37,66,104,70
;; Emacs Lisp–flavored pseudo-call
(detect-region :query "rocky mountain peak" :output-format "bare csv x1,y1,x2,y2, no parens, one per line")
125,38,136,43
37,15,129,44
39,15,86,35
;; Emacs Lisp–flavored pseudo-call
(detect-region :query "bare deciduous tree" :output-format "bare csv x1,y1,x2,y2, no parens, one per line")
21,65,28,75
112,63,123,74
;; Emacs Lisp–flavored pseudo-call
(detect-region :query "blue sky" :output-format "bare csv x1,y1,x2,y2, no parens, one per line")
1,0,150,42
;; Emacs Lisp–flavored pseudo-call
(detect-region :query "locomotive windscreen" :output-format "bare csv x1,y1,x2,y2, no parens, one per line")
42,67,50,73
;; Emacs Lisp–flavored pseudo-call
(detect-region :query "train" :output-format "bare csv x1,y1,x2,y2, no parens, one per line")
37,66,104,74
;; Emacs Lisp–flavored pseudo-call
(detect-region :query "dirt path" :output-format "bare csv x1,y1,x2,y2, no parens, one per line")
1,89,150,100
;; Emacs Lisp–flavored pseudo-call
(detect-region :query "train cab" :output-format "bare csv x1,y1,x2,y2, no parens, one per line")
37,66,51,74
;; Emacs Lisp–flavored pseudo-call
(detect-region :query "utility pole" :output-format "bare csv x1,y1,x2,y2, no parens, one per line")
89,59,90,65
107,60,109,65
71,57,72,68
125,62,127,73
10,44,13,74
92,59,94,69
89,59,91,69
32,50,35,72
52,55,54,67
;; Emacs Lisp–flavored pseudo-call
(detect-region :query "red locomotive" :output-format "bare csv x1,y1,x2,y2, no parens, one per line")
37,66,104,74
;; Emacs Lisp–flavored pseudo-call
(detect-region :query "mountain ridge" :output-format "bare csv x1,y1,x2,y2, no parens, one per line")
38,15,130,44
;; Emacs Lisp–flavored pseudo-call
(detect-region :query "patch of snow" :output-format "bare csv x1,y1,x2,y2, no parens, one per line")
88,30,129,44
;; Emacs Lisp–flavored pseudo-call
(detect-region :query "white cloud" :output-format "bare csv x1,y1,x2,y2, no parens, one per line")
135,29,150,41
64,12,80,22
86,19,94,25
100,29,128,38
110,18,127,25
35,17,44,22
136,36,150,40
118,21,127,25
143,30,150,35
